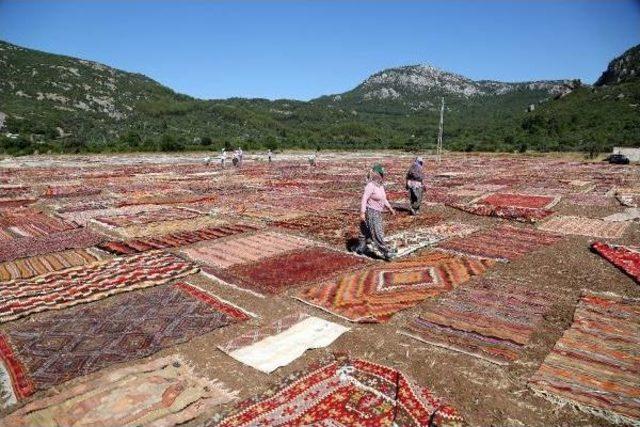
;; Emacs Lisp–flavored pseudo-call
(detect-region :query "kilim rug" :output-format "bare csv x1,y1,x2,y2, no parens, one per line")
42,185,101,198
181,231,316,269
209,354,464,427
475,192,560,209
0,250,199,323
538,215,629,239
450,203,555,223
219,312,349,373
0,248,109,281
603,208,640,222
0,282,251,401
98,224,258,255
94,206,200,228
528,292,640,426
0,355,237,425
591,241,640,283
568,193,613,207
0,228,105,263
217,247,368,295
298,252,494,323
388,222,479,258
437,225,562,262
400,279,556,365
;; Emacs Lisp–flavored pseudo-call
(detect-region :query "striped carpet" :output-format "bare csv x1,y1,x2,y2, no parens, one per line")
538,215,629,239
591,242,640,284
529,292,640,426
0,248,108,281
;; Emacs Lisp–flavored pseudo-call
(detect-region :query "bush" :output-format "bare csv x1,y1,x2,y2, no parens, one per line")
159,134,185,152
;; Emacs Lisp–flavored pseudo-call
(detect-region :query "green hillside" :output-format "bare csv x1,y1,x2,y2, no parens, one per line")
0,40,638,155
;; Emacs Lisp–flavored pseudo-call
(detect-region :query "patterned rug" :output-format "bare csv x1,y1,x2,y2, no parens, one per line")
0,355,237,425
0,282,250,400
437,225,562,262
0,250,199,323
591,241,640,283
217,247,367,295
181,231,316,269
528,292,640,426
0,228,105,263
475,192,560,209
400,279,555,365
388,222,479,258
538,215,629,239
94,206,200,228
42,185,101,198
450,203,555,223
209,354,464,427
0,248,108,281
568,193,613,207
98,224,257,255
298,252,494,322
219,312,349,373
0,209,79,240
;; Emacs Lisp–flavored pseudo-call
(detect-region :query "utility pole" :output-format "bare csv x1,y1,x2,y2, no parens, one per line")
436,97,444,162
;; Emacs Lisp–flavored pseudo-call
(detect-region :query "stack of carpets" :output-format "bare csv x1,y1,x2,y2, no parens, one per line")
437,225,562,262
93,206,201,228
0,250,199,323
219,312,350,373
41,185,101,198
0,228,105,263
298,252,494,322
0,355,237,425
0,282,251,403
591,241,640,283
98,224,257,254
401,280,556,365
0,248,109,281
182,231,315,269
209,354,464,427
214,247,367,295
538,215,629,239
528,292,640,426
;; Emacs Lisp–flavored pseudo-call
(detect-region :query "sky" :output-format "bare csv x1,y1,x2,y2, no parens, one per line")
1,1,639,100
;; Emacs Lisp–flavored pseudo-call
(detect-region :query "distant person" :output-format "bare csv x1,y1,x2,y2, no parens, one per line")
308,151,317,167
204,156,212,166
351,164,396,260
406,156,425,215
220,148,226,168
267,149,273,164
237,147,244,167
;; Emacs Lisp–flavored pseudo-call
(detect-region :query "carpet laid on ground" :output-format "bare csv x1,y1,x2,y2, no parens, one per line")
0,250,199,323
94,206,201,228
217,247,368,295
298,252,494,322
437,225,562,262
0,248,108,281
42,185,101,199
0,355,237,426
538,215,629,239
182,231,316,269
98,224,257,254
528,292,640,426
209,354,464,427
388,222,479,258
591,241,640,283
0,228,105,263
0,282,251,401
450,203,555,223
476,192,560,209
400,279,556,365
219,312,349,373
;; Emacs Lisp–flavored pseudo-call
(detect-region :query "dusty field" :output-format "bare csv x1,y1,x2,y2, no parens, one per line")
0,151,638,426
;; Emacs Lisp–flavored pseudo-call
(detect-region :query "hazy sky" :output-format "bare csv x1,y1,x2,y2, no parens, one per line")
1,1,639,100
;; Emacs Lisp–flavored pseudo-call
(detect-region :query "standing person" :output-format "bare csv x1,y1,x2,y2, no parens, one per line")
352,164,396,260
220,148,226,168
267,149,272,164
406,156,425,215
238,147,244,167
308,151,316,167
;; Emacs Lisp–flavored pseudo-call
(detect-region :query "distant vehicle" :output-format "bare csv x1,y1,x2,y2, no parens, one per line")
603,154,630,164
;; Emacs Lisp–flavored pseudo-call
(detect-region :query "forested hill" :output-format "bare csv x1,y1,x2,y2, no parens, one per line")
0,40,638,155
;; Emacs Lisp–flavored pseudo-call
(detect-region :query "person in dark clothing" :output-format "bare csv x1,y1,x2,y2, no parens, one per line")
406,156,425,215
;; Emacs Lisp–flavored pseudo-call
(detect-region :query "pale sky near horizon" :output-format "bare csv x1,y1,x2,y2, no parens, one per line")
1,0,639,100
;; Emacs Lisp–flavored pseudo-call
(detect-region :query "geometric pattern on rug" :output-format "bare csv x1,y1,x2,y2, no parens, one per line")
387,222,479,258
181,231,316,269
217,247,368,295
400,279,556,365
475,192,560,209
93,206,201,228
528,292,640,426
219,312,350,373
208,354,464,427
0,355,237,425
297,252,495,323
0,250,199,323
450,202,555,223
437,225,562,262
538,215,629,239
0,282,251,400
591,241,640,284
0,247,109,281
97,224,258,255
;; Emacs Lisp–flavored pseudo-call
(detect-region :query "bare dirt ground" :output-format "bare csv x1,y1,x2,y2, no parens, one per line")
1,151,638,426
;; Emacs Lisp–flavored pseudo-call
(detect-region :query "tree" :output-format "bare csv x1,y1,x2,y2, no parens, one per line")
200,136,213,146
